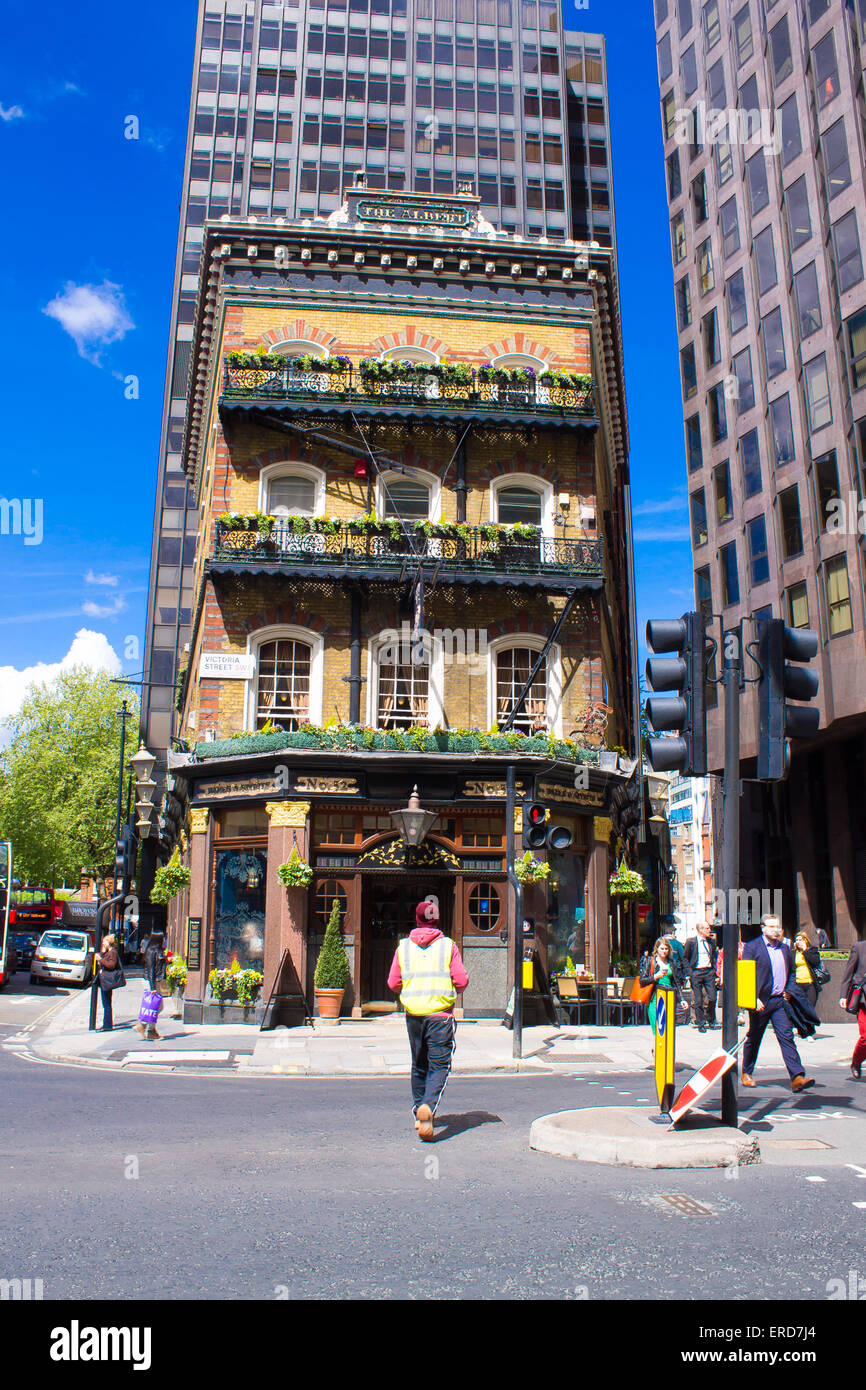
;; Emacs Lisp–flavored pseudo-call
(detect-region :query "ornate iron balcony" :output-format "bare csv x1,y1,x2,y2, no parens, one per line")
220,362,596,424
212,520,603,587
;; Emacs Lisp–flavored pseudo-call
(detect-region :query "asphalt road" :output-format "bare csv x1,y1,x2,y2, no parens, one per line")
1,1038,864,1303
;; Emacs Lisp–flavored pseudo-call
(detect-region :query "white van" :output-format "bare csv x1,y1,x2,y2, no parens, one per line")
30,930,94,986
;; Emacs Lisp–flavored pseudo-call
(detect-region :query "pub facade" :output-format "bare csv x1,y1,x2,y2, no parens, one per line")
164,187,639,1019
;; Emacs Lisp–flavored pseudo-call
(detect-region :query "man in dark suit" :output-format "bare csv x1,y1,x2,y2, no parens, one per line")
840,939,866,1079
741,915,815,1093
684,921,719,1032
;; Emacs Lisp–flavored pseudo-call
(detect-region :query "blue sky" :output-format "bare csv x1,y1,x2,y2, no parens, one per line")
0,0,690,723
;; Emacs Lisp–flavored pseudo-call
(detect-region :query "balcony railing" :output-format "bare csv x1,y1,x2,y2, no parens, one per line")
212,521,603,583
220,363,595,420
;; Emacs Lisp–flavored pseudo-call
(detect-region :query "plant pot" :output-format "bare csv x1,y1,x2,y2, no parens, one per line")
314,987,345,1021
598,750,619,771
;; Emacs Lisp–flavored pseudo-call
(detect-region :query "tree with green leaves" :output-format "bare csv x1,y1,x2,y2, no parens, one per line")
0,668,139,893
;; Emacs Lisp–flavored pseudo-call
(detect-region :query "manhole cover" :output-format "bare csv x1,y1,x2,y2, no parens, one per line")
762,1138,835,1151
660,1193,716,1216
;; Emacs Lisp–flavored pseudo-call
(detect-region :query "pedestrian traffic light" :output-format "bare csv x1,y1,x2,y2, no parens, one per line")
756,617,819,780
521,799,573,852
645,612,707,776
114,826,136,884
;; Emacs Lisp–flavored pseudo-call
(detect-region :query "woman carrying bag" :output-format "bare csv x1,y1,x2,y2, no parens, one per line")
95,934,126,1033
639,937,682,1033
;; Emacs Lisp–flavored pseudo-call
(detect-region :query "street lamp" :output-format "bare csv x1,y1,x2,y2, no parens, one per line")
130,743,156,783
390,786,437,849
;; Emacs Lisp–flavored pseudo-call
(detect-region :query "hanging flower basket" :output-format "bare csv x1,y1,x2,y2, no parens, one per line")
150,848,191,905
608,864,653,902
513,851,551,885
277,847,314,890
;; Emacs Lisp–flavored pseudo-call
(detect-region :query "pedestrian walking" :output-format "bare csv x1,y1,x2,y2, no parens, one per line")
640,937,682,1033
741,915,815,1094
95,934,125,1032
684,921,719,1032
840,939,866,1080
134,932,166,1041
387,899,469,1142
793,930,822,1012
816,926,832,950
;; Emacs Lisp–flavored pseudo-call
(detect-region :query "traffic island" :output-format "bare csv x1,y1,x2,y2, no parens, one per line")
529,1106,761,1169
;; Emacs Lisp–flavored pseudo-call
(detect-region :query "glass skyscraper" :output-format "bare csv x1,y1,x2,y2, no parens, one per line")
142,0,617,774
653,0,866,942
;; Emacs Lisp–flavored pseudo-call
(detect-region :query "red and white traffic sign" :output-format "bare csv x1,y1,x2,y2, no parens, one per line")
669,1048,738,1127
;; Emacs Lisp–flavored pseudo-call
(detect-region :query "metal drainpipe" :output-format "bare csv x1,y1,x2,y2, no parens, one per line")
455,438,466,522
349,588,362,724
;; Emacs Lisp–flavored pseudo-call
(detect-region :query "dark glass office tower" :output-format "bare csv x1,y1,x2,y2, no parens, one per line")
142,0,618,794
653,0,866,943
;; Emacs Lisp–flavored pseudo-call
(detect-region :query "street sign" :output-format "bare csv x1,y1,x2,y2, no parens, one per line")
654,987,676,1117
669,1047,740,1127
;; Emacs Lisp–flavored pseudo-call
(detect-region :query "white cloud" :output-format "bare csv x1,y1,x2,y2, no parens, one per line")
81,595,126,618
42,281,134,365
85,570,119,587
633,527,692,542
0,629,122,737
0,103,25,122
632,491,688,518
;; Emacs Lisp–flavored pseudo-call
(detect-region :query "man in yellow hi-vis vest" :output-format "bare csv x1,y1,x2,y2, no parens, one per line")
388,899,469,1141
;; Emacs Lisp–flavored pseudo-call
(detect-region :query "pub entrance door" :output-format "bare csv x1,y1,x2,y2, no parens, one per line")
361,878,452,1005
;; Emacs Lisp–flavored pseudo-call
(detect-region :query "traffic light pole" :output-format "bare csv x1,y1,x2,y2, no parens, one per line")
720,627,741,1129
506,764,523,1060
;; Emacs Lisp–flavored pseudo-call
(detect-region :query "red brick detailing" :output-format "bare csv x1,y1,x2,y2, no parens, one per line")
368,327,449,359
476,335,557,366
238,601,331,637
261,319,340,352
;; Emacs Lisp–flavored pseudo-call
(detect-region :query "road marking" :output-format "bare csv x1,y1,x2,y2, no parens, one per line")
846,1164,866,1178
804,1176,827,1183
617,1090,631,1095
853,1202,866,1210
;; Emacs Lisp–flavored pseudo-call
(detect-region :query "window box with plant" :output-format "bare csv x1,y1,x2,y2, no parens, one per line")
276,847,314,890
166,955,188,1017
150,848,191,905
208,957,264,1007
314,898,350,1021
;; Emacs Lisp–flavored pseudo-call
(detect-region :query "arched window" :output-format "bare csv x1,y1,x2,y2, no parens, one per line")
376,657,429,728
382,480,430,520
377,467,439,523
255,639,312,729
497,486,544,526
488,635,562,735
267,475,316,517
380,345,439,364
259,465,326,545
490,473,553,534
248,625,323,729
268,339,330,359
496,646,548,734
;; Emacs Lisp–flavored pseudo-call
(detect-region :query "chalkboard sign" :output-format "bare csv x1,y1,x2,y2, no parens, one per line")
186,917,202,972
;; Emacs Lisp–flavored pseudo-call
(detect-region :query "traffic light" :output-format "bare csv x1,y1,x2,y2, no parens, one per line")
645,612,707,776
521,799,573,852
756,618,819,780
114,826,136,885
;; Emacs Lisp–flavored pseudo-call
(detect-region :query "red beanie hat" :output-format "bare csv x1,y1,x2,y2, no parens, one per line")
415,899,439,927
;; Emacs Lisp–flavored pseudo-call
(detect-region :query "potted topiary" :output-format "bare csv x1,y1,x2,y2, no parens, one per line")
314,898,349,1022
